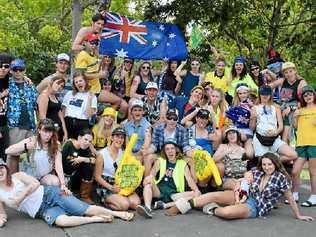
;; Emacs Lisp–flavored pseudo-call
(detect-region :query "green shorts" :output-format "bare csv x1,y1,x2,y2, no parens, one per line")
296,146,316,159
283,115,290,126
157,183,177,203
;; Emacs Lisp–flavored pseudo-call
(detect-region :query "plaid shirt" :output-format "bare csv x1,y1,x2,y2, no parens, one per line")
250,168,291,216
150,123,190,153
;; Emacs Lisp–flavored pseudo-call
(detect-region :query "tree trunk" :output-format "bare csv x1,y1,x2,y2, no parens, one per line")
267,0,285,51
72,0,83,42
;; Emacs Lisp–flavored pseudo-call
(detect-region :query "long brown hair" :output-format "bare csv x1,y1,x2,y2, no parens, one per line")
37,119,59,162
0,165,12,186
72,72,90,95
257,152,290,179
160,143,183,161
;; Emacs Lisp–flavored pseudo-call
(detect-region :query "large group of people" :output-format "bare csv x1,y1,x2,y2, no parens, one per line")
0,12,315,228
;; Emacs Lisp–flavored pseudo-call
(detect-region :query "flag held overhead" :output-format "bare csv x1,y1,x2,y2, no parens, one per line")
100,12,188,60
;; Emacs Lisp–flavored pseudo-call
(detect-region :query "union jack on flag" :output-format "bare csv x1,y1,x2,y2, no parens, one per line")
100,12,188,60
102,12,148,45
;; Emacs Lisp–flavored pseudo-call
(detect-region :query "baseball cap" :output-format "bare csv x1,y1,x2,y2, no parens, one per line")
196,109,210,119
85,33,99,42
282,62,296,71
112,127,126,136
57,53,70,62
163,138,178,148
131,99,144,109
236,83,250,92
224,126,239,135
166,109,178,118
234,55,246,64
0,159,7,167
301,85,315,97
10,59,26,70
259,86,273,96
39,118,58,131
146,81,158,90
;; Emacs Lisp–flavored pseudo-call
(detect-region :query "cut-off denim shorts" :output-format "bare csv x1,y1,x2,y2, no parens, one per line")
246,196,259,218
35,185,89,226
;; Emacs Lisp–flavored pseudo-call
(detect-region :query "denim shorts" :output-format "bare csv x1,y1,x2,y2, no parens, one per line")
246,197,258,218
36,186,89,226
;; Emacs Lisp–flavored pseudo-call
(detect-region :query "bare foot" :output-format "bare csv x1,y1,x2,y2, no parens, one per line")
118,212,134,221
165,206,180,216
95,214,113,223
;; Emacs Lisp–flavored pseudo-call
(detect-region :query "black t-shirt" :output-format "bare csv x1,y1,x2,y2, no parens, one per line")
16,82,31,129
160,161,177,190
62,140,93,174
0,75,9,127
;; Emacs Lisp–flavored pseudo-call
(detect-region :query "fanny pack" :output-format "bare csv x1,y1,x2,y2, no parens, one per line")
255,132,278,147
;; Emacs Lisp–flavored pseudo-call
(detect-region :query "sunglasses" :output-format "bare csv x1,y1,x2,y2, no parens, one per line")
0,63,10,69
124,60,133,64
167,116,178,121
89,40,99,46
251,67,259,71
12,67,25,72
142,66,150,69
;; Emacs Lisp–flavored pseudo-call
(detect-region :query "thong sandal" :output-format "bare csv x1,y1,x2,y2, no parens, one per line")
301,200,316,207
121,212,135,221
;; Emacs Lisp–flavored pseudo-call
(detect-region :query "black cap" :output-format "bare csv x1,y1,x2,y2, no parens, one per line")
39,118,57,131
166,109,178,118
259,86,272,95
196,109,210,119
112,127,126,136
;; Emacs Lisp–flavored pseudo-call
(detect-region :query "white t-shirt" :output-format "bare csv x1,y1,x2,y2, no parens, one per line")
62,91,97,120
255,105,278,135
0,178,44,218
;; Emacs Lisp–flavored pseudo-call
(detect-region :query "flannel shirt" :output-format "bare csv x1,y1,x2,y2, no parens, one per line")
250,168,291,216
150,123,190,153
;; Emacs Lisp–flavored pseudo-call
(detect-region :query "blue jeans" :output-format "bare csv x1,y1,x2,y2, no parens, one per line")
36,186,89,226
246,197,258,218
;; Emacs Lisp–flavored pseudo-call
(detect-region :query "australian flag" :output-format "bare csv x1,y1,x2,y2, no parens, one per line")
100,12,188,60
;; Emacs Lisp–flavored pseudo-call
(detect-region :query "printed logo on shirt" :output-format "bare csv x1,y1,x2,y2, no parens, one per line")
69,98,84,107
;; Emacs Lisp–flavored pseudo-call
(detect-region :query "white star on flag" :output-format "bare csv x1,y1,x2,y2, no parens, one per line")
159,25,165,31
169,33,176,39
166,42,170,46
152,40,158,47
114,48,128,58
163,57,169,61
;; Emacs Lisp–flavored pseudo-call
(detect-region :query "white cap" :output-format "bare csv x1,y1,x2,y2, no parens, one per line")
57,53,70,62
131,99,144,109
146,81,158,90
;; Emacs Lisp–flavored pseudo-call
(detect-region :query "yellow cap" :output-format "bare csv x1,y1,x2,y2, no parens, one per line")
101,107,117,118
282,62,296,71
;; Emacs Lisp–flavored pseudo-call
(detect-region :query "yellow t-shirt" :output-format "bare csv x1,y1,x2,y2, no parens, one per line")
204,68,230,93
296,107,316,146
227,74,258,97
75,51,101,94
92,124,111,149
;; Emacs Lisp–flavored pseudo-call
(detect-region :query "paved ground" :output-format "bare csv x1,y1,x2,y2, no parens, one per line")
1,185,316,237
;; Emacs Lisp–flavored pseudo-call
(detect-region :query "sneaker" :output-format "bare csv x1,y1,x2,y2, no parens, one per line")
136,204,153,219
153,201,165,210
202,203,219,216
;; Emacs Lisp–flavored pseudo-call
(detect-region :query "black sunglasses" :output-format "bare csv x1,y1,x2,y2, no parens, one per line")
251,67,259,71
167,115,178,121
0,63,10,69
89,40,99,46
142,66,150,69
12,67,25,72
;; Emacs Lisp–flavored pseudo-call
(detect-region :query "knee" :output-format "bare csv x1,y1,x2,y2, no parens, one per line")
54,215,69,227
118,199,130,211
129,198,141,210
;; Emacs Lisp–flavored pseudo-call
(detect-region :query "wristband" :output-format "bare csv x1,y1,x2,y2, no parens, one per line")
24,143,28,152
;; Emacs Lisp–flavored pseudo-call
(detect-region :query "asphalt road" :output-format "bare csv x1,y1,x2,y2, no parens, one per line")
1,185,315,237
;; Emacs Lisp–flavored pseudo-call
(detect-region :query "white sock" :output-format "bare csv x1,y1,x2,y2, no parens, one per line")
292,192,299,200
308,194,316,203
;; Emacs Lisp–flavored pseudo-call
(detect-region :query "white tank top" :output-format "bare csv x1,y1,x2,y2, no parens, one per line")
0,178,44,218
255,105,278,135
99,147,123,177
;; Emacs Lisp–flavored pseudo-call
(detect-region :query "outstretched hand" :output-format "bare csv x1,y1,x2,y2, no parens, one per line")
297,215,314,222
